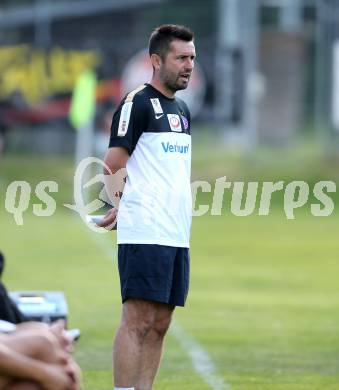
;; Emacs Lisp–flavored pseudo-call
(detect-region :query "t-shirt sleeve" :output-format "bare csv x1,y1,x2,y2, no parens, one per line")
108,95,146,155
178,99,191,134
183,101,190,122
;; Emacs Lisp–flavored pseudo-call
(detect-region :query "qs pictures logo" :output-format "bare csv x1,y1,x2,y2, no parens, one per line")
1,158,337,228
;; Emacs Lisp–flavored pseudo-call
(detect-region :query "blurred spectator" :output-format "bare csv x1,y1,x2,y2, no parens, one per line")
0,102,9,156
0,252,81,388
94,103,115,156
0,90,28,156
0,252,28,324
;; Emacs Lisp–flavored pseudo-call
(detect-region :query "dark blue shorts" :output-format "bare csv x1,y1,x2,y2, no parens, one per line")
118,244,190,307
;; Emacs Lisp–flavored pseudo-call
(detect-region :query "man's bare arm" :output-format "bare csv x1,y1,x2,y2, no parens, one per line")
97,147,129,229
0,342,74,390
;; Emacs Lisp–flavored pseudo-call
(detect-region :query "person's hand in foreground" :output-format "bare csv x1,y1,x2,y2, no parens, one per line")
96,208,118,230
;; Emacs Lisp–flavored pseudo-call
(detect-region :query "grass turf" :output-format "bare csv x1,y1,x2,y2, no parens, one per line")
0,210,338,389
1,139,339,389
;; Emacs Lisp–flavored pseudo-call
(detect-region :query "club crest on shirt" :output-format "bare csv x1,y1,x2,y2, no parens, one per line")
181,115,189,130
150,98,163,115
167,114,182,132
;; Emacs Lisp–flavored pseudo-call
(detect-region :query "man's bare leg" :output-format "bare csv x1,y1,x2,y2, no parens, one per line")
113,299,155,387
135,303,173,390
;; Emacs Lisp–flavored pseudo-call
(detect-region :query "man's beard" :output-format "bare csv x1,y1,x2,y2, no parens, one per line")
160,68,189,93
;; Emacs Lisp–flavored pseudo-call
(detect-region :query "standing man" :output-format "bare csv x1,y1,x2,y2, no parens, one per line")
99,24,195,390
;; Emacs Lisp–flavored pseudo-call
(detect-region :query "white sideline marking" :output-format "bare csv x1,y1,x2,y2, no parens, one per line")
171,322,232,390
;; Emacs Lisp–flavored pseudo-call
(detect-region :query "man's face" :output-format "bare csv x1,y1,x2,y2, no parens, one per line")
159,39,196,93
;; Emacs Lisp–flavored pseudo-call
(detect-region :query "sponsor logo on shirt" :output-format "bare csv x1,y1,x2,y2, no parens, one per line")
118,102,133,137
167,114,182,132
150,98,163,115
161,141,189,154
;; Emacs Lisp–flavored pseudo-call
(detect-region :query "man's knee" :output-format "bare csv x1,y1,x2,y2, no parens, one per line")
121,299,175,341
32,327,59,352
122,300,157,339
3,326,57,362
130,317,155,341
152,312,172,338
18,327,62,363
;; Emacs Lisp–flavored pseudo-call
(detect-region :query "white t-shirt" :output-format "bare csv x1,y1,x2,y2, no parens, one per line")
108,84,192,247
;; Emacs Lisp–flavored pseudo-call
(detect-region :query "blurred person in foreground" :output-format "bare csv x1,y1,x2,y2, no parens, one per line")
0,252,28,324
0,319,81,389
98,24,195,390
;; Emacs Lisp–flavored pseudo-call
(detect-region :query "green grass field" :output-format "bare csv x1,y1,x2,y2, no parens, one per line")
1,139,339,389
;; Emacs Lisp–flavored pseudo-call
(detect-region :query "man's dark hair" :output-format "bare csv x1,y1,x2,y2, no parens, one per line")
149,24,194,60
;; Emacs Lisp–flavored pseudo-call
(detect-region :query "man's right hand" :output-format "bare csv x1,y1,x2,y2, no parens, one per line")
96,208,118,230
